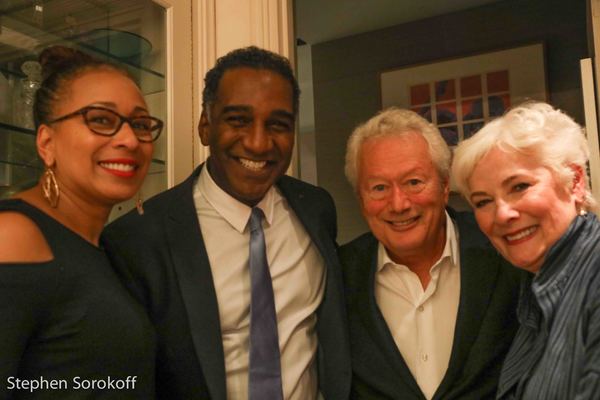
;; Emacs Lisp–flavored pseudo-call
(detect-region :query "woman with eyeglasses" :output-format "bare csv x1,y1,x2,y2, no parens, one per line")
0,46,162,399
452,101,600,399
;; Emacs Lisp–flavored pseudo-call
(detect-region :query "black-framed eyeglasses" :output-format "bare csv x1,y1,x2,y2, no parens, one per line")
48,106,163,143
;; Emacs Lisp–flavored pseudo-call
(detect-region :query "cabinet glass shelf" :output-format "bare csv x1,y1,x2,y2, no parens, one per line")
0,0,165,95
0,120,41,197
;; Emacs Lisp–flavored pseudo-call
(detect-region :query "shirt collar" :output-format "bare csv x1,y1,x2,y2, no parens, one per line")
377,211,459,272
523,214,591,326
196,166,277,233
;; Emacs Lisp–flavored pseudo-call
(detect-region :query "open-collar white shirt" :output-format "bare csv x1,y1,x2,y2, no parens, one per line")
375,212,461,400
193,166,325,399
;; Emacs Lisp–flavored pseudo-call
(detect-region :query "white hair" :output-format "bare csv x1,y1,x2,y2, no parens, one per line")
345,107,451,191
452,101,597,212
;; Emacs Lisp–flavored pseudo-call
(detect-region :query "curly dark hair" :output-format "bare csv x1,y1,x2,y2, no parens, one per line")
34,46,134,129
202,46,300,115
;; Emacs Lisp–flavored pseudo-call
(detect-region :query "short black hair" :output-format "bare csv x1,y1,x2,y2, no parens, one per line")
202,46,300,115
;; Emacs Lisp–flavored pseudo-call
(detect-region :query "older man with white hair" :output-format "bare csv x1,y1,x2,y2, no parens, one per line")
340,107,525,400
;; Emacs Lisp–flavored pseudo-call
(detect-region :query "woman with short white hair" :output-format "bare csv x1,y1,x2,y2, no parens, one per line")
452,101,600,399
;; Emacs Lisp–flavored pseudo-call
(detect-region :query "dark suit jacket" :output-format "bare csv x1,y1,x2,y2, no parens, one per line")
102,165,351,400
339,210,525,400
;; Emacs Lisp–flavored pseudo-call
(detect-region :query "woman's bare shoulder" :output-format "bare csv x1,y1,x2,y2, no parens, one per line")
0,212,54,263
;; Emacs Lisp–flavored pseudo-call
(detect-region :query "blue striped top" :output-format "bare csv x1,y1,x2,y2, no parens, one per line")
497,213,600,400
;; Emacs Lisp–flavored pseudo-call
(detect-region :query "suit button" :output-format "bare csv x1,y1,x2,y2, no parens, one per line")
421,353,428,362
417,305,424,312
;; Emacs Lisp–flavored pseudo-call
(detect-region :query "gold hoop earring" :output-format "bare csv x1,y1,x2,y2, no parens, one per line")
136,192,144,215
42,167,60,208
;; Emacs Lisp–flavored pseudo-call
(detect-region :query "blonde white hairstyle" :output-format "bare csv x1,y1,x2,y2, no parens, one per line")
452,101,597,212
344,107,451,190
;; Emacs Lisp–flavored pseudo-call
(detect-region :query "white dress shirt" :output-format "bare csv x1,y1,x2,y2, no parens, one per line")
193,167,325,400
375,212,460,400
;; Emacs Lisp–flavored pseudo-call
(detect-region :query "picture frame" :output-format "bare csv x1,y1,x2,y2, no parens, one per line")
380,43,548,146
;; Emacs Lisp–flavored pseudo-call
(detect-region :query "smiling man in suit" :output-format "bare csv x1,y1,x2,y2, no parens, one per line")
103,46,350,400
340,107,525,400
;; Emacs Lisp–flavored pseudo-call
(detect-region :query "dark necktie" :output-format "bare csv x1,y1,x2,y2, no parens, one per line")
248,207,283,400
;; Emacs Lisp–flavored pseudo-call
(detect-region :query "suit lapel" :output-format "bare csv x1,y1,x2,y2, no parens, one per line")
166,165,227,400
358,236,425,398
277,178,338,268
277,178,352,399
434,214,501,399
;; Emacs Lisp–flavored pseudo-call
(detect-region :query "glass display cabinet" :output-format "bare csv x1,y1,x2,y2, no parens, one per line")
0,0,176,219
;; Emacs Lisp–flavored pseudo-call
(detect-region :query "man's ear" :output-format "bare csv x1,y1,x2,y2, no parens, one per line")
570,164,586,203
442,177,450,205
199,110,210,146
37,124,55,167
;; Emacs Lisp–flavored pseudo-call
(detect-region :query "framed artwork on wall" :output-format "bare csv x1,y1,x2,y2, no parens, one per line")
380,43,548,147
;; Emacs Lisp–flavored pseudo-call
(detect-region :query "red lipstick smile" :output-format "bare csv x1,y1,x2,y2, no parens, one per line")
99,159,138,178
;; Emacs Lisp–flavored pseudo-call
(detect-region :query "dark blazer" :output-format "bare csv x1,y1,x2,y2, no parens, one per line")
102,164,351,400
339,210,525,400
